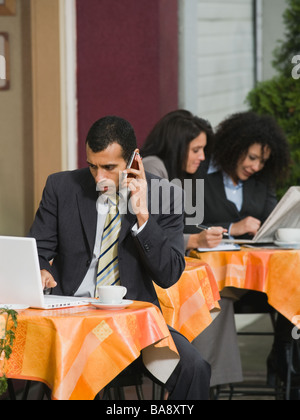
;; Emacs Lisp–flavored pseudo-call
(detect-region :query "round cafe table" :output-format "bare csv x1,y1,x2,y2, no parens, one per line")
190,248,300,325
3,301,179,400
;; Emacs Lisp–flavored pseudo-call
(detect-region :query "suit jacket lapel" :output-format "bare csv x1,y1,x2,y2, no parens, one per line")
119,211,137,244
77,170,98,254
241,177,256,215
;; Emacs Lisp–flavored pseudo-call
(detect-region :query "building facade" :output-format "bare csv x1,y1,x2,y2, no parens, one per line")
0,0,287,236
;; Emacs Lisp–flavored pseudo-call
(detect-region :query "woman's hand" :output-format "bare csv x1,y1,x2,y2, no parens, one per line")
187,227,226,250
230,216,261,237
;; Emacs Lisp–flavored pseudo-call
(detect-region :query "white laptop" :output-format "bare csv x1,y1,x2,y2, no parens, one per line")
0,236,90,309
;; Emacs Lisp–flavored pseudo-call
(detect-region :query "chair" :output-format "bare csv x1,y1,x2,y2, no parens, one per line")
100,359,146,400
234,291,277,336
102,368,145,400
101,360,167,400
283,333,300,400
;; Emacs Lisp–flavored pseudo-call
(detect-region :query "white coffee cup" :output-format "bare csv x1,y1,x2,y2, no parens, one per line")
275,228,300,243
97,285,127,304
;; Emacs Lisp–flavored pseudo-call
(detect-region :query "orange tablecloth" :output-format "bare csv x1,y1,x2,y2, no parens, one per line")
155,257,221,342
191,248,300,325
5,302,179,400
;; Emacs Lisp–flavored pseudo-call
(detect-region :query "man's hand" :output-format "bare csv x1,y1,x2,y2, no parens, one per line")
123,151,149,228
230,216,261,237
41,270,57,290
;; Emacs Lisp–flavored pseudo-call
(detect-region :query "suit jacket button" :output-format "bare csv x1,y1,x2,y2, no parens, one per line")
86,259,91,267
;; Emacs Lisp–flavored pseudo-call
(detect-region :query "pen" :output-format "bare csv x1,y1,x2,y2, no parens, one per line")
197,224,211,232
197,224,230,238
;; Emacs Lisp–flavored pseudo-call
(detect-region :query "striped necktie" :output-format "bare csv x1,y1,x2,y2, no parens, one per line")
96,195,121,288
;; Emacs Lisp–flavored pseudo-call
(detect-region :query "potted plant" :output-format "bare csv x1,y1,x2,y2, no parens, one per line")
0,308,18,397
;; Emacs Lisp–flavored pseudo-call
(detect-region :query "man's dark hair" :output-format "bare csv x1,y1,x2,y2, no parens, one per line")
86,116,137,163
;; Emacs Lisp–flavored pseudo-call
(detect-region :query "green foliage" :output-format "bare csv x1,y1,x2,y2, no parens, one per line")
247,76,300,193
0,308,18,397
273,0,300,77
0,376,8,396
246,0,300,196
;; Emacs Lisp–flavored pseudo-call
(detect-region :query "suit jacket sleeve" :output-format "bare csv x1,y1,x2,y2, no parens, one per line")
28,175,58,276
132,181,186,290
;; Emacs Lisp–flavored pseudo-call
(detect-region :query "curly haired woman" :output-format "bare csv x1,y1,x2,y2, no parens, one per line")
193,111,291,389
203,111,290,238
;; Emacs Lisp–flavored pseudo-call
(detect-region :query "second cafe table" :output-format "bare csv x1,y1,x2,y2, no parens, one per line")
191,248,300,325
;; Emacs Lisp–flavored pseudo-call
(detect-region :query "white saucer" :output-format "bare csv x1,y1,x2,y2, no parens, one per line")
0,304,29,311
91,300,133,310
274,240,300,249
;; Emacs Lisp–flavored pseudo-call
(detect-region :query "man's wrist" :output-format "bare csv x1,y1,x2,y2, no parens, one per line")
136,211,150,228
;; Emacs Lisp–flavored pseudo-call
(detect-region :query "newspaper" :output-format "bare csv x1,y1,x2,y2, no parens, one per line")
223,186,300,244
254,186,300,243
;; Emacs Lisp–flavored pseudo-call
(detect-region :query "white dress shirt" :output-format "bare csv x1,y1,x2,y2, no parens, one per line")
222,172,244,212
75,189,147,297
208,163,244,237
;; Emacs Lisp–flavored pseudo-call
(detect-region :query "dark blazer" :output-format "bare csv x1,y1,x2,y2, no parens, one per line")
29,168,186,308
203,171,277,239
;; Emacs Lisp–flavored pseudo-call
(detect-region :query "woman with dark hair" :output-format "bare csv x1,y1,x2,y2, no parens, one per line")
142,110,226,250
143,110,245,387
142,110,214,181
203,111,290,238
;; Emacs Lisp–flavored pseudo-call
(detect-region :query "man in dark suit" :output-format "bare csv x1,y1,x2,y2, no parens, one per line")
29,116,211,400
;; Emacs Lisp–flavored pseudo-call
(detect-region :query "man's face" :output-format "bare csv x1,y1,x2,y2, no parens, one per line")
86,143,127,193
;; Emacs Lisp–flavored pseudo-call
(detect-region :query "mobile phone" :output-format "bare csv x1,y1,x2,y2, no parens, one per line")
126,151,139,178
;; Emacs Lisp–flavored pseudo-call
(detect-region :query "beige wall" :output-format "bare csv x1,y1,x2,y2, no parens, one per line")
0,0,25,236
0,0,63,236
30,0,63,210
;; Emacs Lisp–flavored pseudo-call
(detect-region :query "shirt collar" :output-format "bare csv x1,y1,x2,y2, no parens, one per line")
98,187,129,211
223,172,244,190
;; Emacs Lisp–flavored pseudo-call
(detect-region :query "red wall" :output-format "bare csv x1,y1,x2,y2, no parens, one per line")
76,0,178,168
